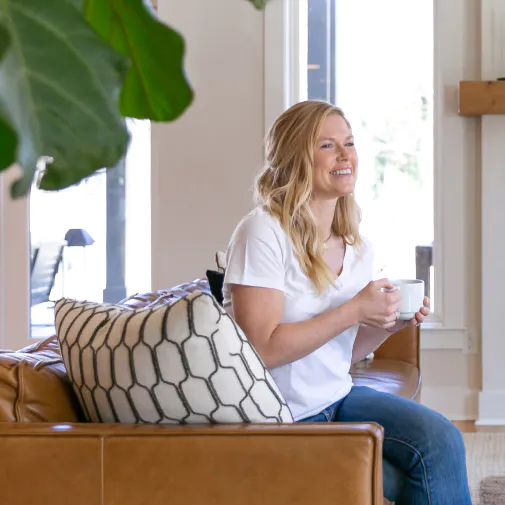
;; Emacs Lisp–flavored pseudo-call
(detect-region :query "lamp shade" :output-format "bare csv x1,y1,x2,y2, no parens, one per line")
64,228,95,247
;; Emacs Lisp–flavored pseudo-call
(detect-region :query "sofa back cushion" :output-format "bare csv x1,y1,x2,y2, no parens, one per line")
119,278,212,309
0,337,84,422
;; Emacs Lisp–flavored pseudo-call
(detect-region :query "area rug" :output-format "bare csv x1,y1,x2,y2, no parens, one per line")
463,433,505,504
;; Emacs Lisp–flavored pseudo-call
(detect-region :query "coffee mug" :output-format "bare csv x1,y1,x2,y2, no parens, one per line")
389,279,425,320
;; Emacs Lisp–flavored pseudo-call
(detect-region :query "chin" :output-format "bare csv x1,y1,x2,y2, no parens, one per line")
333,183,356,197
336,191,354,199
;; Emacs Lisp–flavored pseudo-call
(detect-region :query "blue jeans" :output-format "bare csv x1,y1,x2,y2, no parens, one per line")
298,386,471,505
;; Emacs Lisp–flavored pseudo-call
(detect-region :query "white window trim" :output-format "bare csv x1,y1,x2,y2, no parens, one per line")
264,0,477,351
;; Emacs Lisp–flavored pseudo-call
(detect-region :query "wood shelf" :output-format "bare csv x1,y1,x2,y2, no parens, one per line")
459,80,505,116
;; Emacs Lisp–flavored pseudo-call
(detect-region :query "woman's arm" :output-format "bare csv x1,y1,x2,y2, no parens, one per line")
231,285,361,369
231,278,399,369
351,324,398,364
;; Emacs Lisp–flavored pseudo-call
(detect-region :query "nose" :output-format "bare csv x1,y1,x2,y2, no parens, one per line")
336,144,348,161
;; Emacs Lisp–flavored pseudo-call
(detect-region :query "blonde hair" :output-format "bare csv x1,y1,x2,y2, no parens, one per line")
255,100,362,293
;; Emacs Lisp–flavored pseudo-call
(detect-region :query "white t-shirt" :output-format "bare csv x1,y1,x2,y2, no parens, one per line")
223,207,374,421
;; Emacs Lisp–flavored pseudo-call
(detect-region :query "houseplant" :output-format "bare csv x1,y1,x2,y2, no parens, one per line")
0,0,266,198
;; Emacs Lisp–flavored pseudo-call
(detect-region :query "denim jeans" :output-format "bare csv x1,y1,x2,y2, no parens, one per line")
298,386,471,505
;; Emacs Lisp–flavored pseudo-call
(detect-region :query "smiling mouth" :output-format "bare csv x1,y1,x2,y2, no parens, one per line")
329,166,352,176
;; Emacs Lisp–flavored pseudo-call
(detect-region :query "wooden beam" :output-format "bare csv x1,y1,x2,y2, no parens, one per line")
459,80,505,116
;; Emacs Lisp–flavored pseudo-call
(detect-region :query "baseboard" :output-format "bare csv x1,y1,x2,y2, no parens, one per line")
477,390,505,425
420,386,478,421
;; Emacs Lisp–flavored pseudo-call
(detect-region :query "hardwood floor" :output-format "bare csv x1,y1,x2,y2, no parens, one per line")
453,420,505,433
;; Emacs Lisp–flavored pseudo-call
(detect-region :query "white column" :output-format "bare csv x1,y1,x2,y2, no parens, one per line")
0,167,31,351
478,0,505,424
0,173,5,348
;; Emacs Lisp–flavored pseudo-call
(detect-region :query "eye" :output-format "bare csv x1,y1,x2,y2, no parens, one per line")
321,143,334,149
344,142,355,147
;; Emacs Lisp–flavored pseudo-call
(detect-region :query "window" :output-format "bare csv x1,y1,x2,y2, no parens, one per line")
306,0,435,308
29,120,151,339
265,0,473,349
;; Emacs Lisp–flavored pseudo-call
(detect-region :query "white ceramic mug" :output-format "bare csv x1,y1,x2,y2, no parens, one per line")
389,279,425,320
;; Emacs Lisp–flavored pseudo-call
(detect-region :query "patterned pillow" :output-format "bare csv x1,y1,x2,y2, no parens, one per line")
54,291,293,424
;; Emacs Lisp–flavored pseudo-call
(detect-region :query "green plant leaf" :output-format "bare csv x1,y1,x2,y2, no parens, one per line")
84,0,193,121
0,20,8,60
0,24,16,171
249,0,267,9
0,114,16,171
0,0,129,196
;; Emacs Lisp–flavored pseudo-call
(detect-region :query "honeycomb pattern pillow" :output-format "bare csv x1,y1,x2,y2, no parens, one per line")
54,292,293,424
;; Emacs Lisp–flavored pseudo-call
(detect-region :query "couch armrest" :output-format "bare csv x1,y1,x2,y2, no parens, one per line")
374,324,420,368
0,422,384,505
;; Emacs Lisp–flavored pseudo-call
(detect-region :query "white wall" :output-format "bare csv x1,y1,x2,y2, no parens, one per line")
420,0,482,420
478,0,505,425
152,0,265,289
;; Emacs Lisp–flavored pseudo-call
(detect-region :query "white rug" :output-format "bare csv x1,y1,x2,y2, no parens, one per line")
464,433,505,505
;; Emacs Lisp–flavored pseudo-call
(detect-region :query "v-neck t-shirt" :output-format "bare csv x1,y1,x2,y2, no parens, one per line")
223,207,374,421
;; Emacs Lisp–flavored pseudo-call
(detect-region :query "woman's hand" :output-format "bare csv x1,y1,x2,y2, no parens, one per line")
388,296,431,332
353,278,402,330
406,296,431,326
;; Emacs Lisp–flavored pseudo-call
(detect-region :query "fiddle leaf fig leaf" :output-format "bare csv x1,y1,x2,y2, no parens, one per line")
0,0,129,196
0,114,17,172
0,21,8,61
84,0,193,121
0,25,16,172
249,0,267,9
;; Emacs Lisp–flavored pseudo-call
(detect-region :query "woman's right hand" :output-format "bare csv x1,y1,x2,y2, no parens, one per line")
353,278,402,329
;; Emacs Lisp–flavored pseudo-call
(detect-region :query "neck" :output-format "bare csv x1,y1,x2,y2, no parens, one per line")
310,197,338,239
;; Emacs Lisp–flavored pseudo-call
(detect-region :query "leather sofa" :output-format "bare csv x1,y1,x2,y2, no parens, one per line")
0,278,420,505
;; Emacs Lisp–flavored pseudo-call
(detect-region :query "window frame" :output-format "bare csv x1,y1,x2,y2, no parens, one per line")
0,132,152,351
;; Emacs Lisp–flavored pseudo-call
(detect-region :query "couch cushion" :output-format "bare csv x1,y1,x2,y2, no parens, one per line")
54,292,293,424
119,278,211,309
0,337,84,422
351,359,421,401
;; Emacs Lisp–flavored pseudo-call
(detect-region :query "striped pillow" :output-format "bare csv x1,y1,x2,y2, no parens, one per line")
54,291,293,424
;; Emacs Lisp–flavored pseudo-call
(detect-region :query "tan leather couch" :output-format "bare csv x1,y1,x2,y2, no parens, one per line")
0,279,420,505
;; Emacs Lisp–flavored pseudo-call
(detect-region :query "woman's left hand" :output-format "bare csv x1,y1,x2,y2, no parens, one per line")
407,296,430,326
388,296,430,333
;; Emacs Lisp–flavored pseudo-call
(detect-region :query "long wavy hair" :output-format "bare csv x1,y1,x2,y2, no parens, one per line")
255,100,362,293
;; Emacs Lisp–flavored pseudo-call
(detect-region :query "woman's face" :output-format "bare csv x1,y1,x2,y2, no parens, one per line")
311,113,358,201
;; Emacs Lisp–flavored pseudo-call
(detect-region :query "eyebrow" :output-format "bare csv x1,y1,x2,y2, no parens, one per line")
319,135,354,142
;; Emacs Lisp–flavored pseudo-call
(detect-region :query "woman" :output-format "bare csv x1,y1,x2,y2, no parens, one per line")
223,100,471,504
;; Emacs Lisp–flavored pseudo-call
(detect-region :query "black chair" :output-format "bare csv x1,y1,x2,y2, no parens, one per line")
30,241,66,306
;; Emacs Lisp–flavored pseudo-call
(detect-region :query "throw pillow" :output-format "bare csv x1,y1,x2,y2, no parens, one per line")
206,250,226,305
54,292,293,424
206,269,224,305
